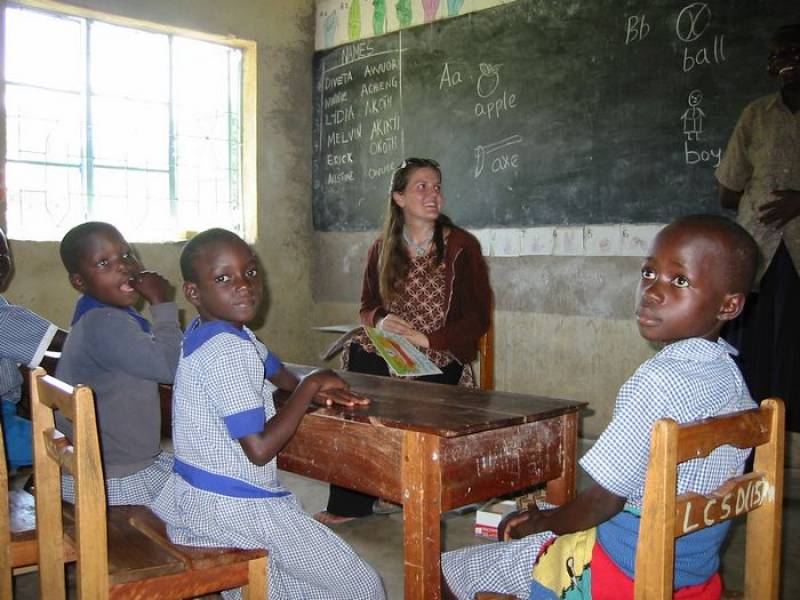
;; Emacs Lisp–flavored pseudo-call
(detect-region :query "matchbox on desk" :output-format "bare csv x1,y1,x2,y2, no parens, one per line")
474,500,517,539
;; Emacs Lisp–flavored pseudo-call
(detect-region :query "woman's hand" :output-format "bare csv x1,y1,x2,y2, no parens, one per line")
378,314,430,348
759,189,800,229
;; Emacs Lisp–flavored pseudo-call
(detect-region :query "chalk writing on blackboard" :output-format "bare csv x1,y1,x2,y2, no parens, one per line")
474,63,518,120
439,62,464,89
681,87,720,166
677,3,727,72
474,135,522,179
672,4,723,167
625,14,651,45
312,0,798,231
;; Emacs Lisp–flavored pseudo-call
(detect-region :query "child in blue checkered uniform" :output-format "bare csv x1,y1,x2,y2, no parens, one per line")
151,228,385,600
442,215,761,600
0,227,65,470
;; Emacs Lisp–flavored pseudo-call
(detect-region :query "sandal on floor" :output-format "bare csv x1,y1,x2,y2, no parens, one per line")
313,510,357,526
372,498,402,515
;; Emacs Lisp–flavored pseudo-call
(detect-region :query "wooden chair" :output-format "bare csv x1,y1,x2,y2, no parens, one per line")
29,367,268,599
1,419,34,598
635,397,785,600
2,406,61,600
470,399,784,600
3,364,79,598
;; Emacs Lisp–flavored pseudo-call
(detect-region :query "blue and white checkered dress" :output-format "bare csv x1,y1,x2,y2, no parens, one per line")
151,319,385,600
442,337,756,599
0,295,57,401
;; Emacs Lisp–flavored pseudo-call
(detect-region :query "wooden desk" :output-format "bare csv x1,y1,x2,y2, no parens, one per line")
276,366,586,600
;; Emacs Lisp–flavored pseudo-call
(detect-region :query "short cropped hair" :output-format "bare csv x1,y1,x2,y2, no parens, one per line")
60,221,121,275
180,228,247,282
668,214,759,294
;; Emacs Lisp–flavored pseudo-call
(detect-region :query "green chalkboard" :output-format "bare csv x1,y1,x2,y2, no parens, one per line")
312,0,798,231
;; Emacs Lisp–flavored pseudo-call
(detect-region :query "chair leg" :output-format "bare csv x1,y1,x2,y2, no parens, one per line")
242,554,268,600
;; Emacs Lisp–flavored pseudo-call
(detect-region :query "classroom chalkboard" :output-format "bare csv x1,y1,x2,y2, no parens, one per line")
312,0,799,231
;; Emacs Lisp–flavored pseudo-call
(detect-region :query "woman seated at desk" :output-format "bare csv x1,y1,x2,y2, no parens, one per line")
315,157,492,525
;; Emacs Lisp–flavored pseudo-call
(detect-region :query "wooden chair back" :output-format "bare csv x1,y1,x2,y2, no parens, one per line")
29,367,268,599
1,416,13,598
635,398,785,600
478,301,494,390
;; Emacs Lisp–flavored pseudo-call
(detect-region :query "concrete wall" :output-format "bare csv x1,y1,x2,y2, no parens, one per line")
3,0,321,365
305,0,660,438
3,0,659,440
311,232,658,438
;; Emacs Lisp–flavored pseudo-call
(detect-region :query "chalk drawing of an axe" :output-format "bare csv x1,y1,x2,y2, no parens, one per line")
474,134,522,178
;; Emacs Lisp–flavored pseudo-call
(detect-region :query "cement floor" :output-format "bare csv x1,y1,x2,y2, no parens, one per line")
11,463,800,599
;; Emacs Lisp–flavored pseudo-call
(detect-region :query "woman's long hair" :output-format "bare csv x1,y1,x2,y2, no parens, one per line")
378,158,454,304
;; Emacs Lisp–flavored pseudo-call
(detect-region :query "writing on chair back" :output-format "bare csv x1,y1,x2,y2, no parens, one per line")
635,398,785,600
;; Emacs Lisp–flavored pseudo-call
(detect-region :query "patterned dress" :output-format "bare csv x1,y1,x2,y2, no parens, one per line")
344,250,475,387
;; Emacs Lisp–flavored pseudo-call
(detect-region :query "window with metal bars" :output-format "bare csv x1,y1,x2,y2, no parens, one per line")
4,4,244,242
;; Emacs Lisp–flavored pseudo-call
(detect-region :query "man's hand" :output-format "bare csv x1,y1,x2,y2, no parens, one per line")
759,189,800,229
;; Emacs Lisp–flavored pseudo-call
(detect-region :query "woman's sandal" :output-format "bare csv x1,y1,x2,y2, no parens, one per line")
313,510,357,525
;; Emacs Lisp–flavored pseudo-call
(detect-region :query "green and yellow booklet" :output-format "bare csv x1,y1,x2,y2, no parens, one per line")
364,327,442,377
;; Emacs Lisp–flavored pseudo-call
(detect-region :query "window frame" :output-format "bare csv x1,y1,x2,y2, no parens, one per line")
1,0,258,242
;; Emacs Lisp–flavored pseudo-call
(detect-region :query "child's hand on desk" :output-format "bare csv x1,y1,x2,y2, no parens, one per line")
314,388,371,408
130,270,172,305
305,369,370,407
498,505,548,542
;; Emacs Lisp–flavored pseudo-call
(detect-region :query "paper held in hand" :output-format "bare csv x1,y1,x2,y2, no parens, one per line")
364,326,443,377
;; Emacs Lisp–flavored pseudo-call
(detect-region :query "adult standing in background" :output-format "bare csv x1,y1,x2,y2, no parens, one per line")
315,157,492,525
715,24,800,428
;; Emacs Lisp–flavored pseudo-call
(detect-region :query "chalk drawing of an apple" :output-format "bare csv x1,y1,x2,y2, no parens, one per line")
477,63,501,98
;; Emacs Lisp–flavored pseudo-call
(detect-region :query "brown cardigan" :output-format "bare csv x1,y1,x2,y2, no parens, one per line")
359,227,492,364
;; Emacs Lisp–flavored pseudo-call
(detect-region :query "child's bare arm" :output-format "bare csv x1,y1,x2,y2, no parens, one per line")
499,481,625,541
268,365,300,392
239,369,351,465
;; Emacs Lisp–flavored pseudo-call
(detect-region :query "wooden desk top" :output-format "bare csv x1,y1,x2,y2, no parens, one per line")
280,364,586,439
